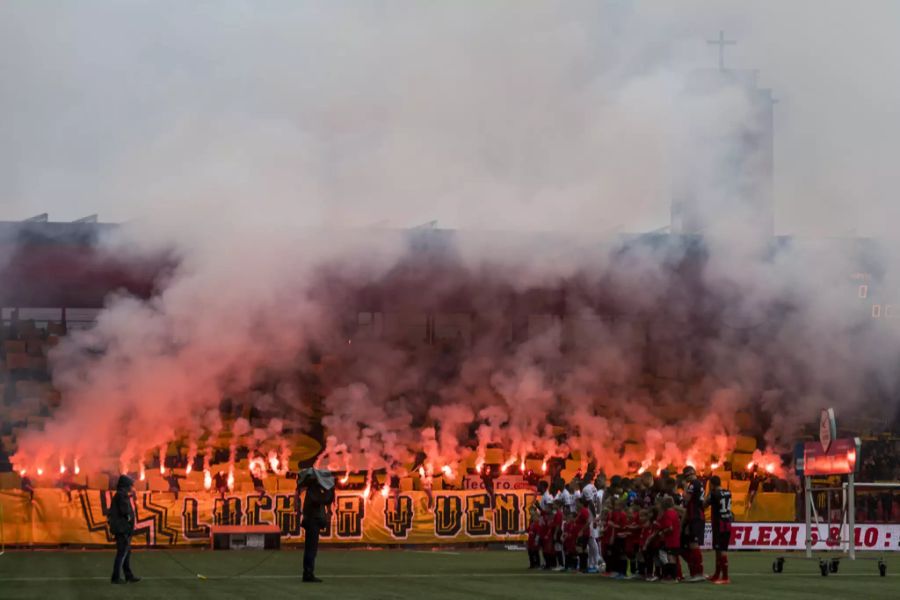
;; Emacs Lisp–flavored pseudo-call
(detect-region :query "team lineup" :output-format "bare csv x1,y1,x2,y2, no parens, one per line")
527,467,734,584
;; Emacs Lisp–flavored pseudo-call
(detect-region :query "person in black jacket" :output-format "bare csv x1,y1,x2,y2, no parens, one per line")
296,469,335,583
107,475,141,584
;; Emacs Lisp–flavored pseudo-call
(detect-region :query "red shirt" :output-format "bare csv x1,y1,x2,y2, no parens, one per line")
611,509,628,537
541,516,555,553
564,521,578,553
657,508,681,549
575,507,590,535
601,512,615,545
625,512,641,550
527,519,540,550
639,524,653,547
551,510,563,536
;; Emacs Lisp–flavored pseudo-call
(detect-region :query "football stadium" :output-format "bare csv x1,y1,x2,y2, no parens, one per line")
1,3,899,599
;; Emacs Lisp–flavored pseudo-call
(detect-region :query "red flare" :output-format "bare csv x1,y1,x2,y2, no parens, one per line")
541,460,548,474
362,484,371,499
203,470,212,490
441,465,452,476
340,473,350,485
19,469,26,477
186,464,192,475
380,484,390,498
74,459,81,475
418,467,425,478
765,463,775,474
139,465,146,481
37,467,44,476
746,461,755,471
59,464,66,475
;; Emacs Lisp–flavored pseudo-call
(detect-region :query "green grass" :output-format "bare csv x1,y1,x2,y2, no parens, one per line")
0,548,896,600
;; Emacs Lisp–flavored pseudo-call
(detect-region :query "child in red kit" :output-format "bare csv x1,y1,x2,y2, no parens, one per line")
648,496,681,582
541,509,556,570
563,512,579,571
610,499,629,579
551,499,565,571
625,504,642,578
574,497,592,573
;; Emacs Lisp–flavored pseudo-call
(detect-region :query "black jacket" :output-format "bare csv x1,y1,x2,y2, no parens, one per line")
108,475,135,535
300,483,334,529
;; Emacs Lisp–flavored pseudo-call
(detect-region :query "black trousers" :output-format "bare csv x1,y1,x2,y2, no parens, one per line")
303,525,320,577
111,533,134,581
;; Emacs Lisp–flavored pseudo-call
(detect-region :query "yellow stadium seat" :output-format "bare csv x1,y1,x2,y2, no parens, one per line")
88,474,110,490
399,477,414,492
264,477,279,493
483,448,504,465
564,459,581,473
748,492,796,522
734,436,757,453
0,472,22,489
731,452,753,472
278,477,297,493
344,474,366,486
729,479,751,519
525,459,543,473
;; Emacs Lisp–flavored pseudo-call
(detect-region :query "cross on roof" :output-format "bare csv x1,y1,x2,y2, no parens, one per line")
707,30,736,71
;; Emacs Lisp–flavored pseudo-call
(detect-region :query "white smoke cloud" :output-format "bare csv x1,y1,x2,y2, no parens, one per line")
4,2,900,480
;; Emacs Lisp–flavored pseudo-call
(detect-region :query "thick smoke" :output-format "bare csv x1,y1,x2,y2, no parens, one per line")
5,2,900,482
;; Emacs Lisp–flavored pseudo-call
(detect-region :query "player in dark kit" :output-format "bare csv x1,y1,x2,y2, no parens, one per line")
705,475,733,584
681,466,705,582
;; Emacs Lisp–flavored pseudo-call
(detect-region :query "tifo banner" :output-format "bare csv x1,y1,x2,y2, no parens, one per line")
705,522,900,552
2,489,898,550
0,488,534,547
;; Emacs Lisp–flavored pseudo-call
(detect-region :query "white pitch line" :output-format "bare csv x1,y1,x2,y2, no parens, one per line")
0,572,896,582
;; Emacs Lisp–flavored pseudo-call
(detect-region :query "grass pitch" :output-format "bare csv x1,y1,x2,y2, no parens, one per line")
0,548,896,600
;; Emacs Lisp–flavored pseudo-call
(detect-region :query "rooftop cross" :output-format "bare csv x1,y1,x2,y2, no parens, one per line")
707,30,736,71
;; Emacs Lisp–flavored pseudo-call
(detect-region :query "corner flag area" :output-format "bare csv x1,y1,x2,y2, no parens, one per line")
0,550,896,600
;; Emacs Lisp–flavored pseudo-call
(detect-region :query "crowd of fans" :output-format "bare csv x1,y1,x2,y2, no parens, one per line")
2,316,898,529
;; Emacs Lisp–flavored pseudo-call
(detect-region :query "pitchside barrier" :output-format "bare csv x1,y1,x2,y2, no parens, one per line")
0,488,893,548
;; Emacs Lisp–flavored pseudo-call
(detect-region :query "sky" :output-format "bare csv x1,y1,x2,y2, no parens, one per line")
1,1,899,236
